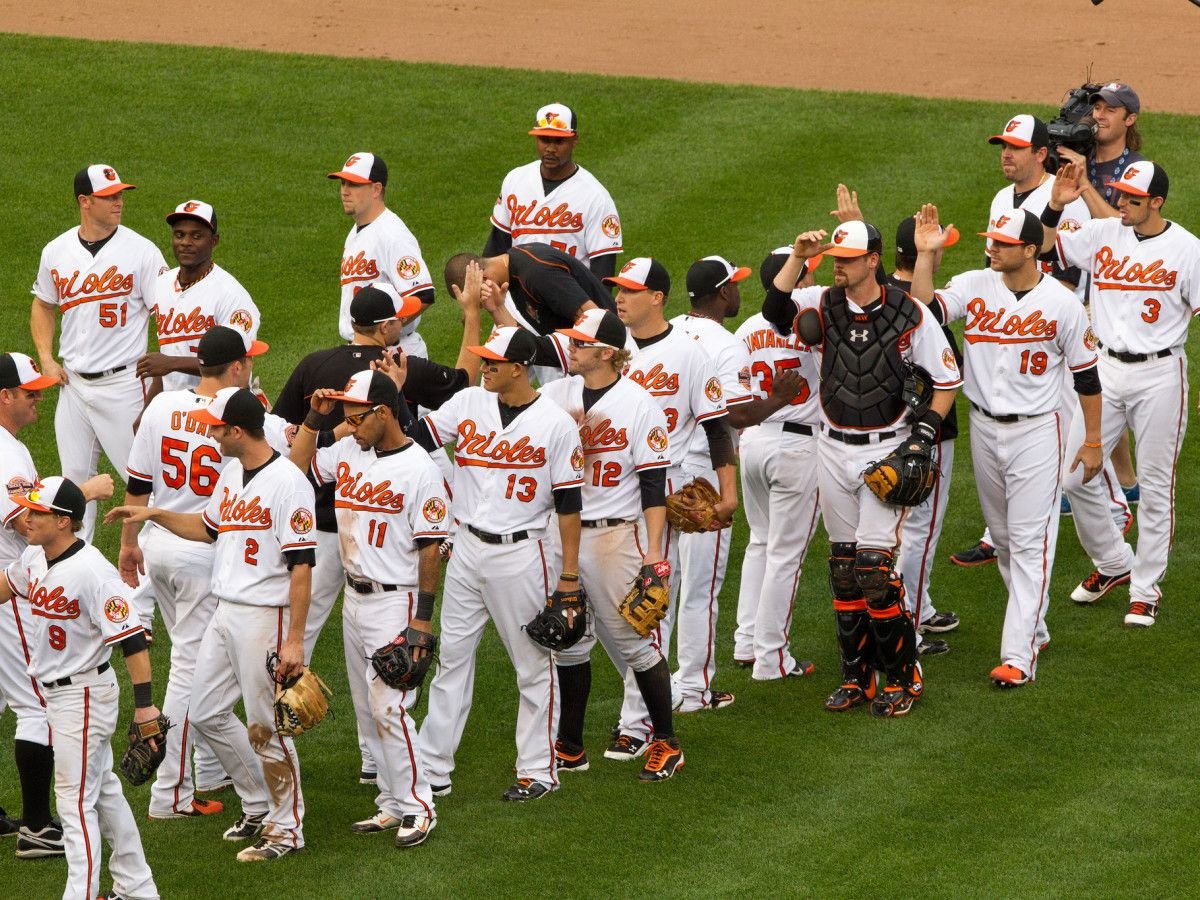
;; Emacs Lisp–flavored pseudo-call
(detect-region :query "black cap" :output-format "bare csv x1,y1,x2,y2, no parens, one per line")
685,256,752,300
895,218,918,257
15,476,87,521
350,284,419,325
759,249,791,291
192,387,266,430
196,326,269,367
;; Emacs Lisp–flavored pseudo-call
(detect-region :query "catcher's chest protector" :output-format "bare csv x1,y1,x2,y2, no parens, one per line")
819,287,921,429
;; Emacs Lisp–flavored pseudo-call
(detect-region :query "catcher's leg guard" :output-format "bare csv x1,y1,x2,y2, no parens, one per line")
556,661,592,748
826,543,876,712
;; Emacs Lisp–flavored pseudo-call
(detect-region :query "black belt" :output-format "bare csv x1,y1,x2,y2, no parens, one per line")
346,576,398,595
467,525,531,545
822,427,898,446
581,518,631,528
782,422,814,436
970,402,1038,424
43,661,109,688
76,364,129,380
1104,347,1172,364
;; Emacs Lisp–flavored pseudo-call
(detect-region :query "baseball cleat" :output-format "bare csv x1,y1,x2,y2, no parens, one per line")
919,611,960,634
222,812,266,841
990,663,1030,688
501,778,555,802
148,798,224,820
1124,601,1158,628
677,690,735,713
1123,483,1140,505
15,822,64,858
236,837,303,862
1071,569,1131,604
394,815,435,849
0,807,20,838
196,778,234,794
430,783,452,797
604,734,647,761
554,739,589,772
824,682,875,712
359,770,378,786
351,811,402,834
918,639,950,657
786,660,816,678
870,682,922,718
639,738,685,782
949,541,996,567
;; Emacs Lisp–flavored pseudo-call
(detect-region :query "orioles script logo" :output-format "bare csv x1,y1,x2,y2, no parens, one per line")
341,251,380,282
626,363,679,396
1093,247,1178,289
156,306,216,338
963,298,1058,341
456,420,547,465
579,417,628,453
505,196,584,232
30,582,81,621
52,266,134,301
218,488,272,527
334,462,405,511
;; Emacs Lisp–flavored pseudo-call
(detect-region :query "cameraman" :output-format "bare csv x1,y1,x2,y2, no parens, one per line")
1058,82,1144,218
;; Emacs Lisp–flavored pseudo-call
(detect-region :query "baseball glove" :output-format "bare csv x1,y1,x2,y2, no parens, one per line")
267,653,333,737
525,587,588,651
666,477,723,533
619,561,671,637
371,627,437,690
118,713,171,786
862,437,937,507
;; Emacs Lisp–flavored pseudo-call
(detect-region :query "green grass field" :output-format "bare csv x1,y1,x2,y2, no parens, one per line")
2,32,1200,897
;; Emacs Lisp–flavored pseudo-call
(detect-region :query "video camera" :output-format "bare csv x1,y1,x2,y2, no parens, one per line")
1044,82,1100,173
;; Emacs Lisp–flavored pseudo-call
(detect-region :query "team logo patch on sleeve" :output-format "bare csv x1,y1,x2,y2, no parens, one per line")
738,366,751,389
228,309,254,332
570,445,585,472
601,215,621,239
1083,326,1098,350
942,348,956,370
704,377,723,403
7,475,34,498
290,508,314,534
104,596,130,624
647,426,668,452
1060,219,1083,233
422,497,447,524
397,257,422,280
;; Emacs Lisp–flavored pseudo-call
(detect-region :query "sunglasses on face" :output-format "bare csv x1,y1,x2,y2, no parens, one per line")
344,405,382,426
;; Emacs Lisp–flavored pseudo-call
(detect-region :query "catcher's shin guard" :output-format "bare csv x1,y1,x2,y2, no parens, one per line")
866,578,921,690
827,544,876,710
854,547,893,604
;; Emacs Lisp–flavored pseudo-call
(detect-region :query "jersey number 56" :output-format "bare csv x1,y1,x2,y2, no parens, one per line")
161,438,222,496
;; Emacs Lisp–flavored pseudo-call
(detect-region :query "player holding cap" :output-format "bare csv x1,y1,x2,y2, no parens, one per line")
329,153,435,353
484,103,623,280
414,327,584,801
290,370,448,846
107,387,318,861
30,165,168,541
912,206,1102,686
2,476,160,900
764,220,961,717
138,200,261,397
536,309,683,781
1042,161,1200,627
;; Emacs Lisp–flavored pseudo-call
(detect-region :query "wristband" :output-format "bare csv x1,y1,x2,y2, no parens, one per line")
1083,441,1103,449
415,590,436,621
133,682,153,708
1040,206,1063,230
303,412,324,430
559,572,580,582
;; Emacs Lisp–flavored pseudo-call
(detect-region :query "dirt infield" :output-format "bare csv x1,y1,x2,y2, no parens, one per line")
4,0,1199,114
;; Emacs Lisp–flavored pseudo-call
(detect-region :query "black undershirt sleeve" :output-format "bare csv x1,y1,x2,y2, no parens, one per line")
638,467,667,510
415,537,443,550
412,419,440,451
701,417,736,469
414,287,436,307
483,225,513,257
589,254,617,281
126,476,153,497
204,523,218,542
284,548,316,570
762,285,795,333
554,486,583,515
1073,366,1102,395
120,631,148,656
271,360,310,425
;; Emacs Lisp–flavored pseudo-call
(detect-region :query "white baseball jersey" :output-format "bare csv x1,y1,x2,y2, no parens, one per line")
624,326,727,468
422,388,583,533
151,264,261,392
734,313,821,426
1055,218,1200,353
0,429,37,566
5,542,143,683
669,313,752,467
935,269,1097,415
990,182,1090,280
201,455,317,607
491,161,622,261
310,439,449,585
31,225,168,372
538,376,671,520
338,208,433,341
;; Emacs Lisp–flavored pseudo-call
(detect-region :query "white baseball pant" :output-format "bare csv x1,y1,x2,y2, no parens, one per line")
44,669,158,900
896,439,954,639
0,596,49,745
343,584,435,820
733,424,822,680
818,431,908,549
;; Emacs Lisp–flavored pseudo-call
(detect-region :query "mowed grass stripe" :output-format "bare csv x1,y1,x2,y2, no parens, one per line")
1,32,1199,897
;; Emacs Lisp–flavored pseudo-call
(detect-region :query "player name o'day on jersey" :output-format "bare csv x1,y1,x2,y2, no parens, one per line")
422,388,582,534
538,376,670,521
934,269,1096,416
310,439,449,585
491,161,621,260
734,313,821,426
1056,217,1200,354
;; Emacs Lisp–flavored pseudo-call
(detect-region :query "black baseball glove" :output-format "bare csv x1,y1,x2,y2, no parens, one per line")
371,627,438,690
862,434,937,507
525,587,588,651
118,713,171,786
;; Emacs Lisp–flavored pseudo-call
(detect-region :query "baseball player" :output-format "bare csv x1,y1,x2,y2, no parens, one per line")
120,326,296,821
1042,161,1200,627
2,476,160,900
484,103,622,280
107,387,318,861
30,165,168,541
732,250,824,679
763,221,961,717
537,309,683,781
330,153,435,354
291,370,447,846
912,206,1103,685
138,200,261,397
413,326,584,801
